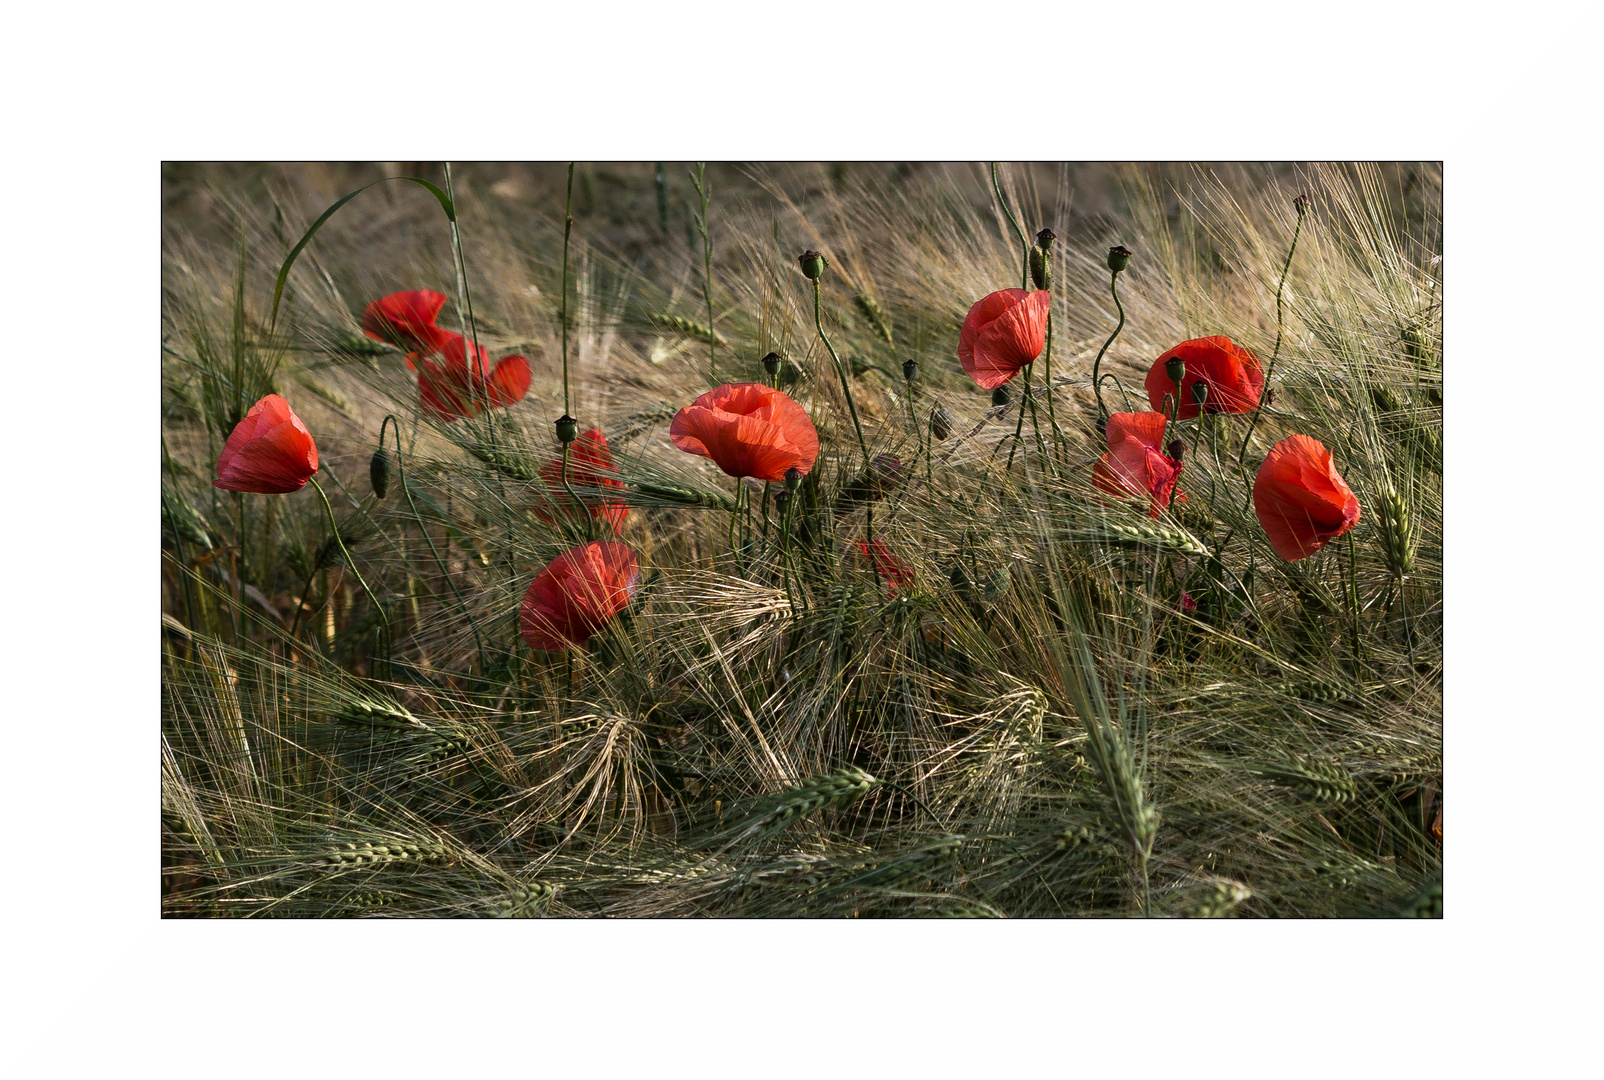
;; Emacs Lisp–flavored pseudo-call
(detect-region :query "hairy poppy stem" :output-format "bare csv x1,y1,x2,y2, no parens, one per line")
559,445,594,542
1091,272,1126,419
561,164,575,416
443,163,491,440
1006,365,1033,472
1238,198,1309,471
989,163,1030,291
1347,530,1362,676
390,424,488,673
308,475,392,679
811,278,870,465
690,163,716,384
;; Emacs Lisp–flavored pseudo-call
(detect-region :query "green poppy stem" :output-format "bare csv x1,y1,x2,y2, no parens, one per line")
308,474,391,679
1092,272,1126,420
561,164,575,417
812,277,870,466
1237,199,1309,471
989,162,1030,292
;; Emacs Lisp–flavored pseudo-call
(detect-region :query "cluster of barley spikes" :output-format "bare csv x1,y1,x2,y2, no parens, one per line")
161,162,1441,917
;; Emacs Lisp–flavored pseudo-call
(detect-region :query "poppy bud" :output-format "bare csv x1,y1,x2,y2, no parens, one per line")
762,351,782,378
1167,439,1184,461
1294,194,1312,214
784,466,804,493
902,358,918,382
1191,380,1209,406
774,490,791,511
1029,248,1047,290
370,448,392,499
930,406,954,441
1165,356,1186,387
798,250,826,280
1107,245,1132,274
555,414,579,444
991,385,1011,408
1035,227,1056,251
982,566,1011,602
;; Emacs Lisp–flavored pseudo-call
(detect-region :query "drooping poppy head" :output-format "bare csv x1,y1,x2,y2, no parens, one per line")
958,288,1051,390
535,428,629,532
213,393,319,494
1144,336,1264,420
417,335,532,422
1091,411,1184,518
1252,434,1361,561
669,382,820,482
854,539,914,595
361,290,453,357
519,542,641,652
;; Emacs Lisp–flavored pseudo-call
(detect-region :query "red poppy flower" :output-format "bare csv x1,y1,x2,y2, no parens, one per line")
1144,336,1264,420
535,428,629,532
519,542,641,652
1091,411,1184,518
1252,434,1361,561
855,539,914,595
361,290,454,358
417,334,532,422
213,393,319,494
958,288,1051,390
669,382,820,481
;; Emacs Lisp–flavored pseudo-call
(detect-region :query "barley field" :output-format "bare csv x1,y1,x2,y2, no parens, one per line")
159,161,1442,920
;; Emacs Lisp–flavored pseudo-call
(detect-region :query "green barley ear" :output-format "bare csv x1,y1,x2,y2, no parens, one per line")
853,293,894,345
848,835,965,889
313,838,451,869
161,486,214,551
1278,677,1358,703
650,312,728,347
1184,880,1252,918
491,882,555,918
1070,520,1208,557
727,766,878,842
1377,484,1415,579
1254,756,1358,804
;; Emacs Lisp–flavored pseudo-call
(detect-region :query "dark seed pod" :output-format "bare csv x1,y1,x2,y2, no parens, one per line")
1167,439,1184,462
369,448,392,499
991,385,1011,408
555,414,579,444
1165,356,1186,387
1191,380,1209,407
1035,227,1056,251
902,358,918,382
929,406,954,441
784,466,804,493
798,250,826,280
762,351,783,378
1107,245,1132,273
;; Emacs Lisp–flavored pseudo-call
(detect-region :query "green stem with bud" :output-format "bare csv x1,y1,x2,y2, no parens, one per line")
1092,272,1125,419
812,277,869,466
990,163,1030,291
1237,200,1308,471
561,164,574,417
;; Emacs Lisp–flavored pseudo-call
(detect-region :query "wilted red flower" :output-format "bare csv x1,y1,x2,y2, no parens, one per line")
361,290,453,358
1091,411,1184,518
417,334,532,422
669,382,820,481
1253,434,1361,561
958,288,1051,390
535,428,628,532
518,542,640,652
213,393,319,494
1144,336,1264,420
855,539,914,595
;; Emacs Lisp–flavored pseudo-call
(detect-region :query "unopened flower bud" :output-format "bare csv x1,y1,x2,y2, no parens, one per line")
774,490,792,511
798,250,826,280
929,406,953,441
369,448,392,499
1165,356,1186,387
1190,380,1209,406
1029,248,1047,289
991,385,1011,408
1107,245,1132,273
1294,194,1312,214
762,351,782,378
784,466,804,493
902,358,918,382
1167,439,1184,461
1035,227,1056,251
555,414,579,444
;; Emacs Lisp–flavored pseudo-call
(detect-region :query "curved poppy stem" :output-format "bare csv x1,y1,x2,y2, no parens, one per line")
393,432,488,673
308,475,392,679
812,277,870,466
1097,372,1137,414
1091,272,1126,419
1347,530,1362,677
989,162,1030,292
1237,200,1309,471
559,445,593,542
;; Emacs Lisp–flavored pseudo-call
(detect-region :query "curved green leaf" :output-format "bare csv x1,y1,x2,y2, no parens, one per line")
269,175,455,333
